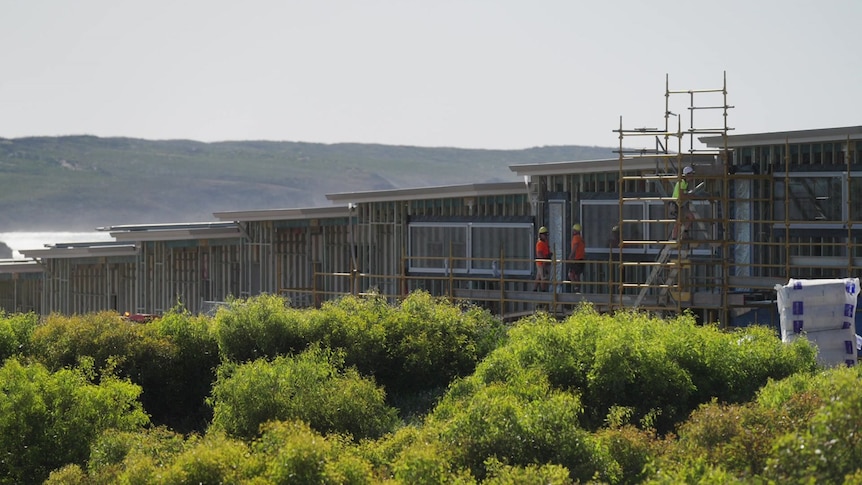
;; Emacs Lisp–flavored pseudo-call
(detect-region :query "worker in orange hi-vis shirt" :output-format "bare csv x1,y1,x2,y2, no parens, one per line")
568,223,585,293
533,226,551,291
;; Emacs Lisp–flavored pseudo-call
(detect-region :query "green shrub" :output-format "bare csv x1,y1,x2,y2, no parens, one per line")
86,426,187,483
428,370,613,483
308,291,506,393
252,420,375,485
28,311,199,431
212,292,505,418
664,322,818,405
149,308,221,432
483,457,572,485
763,366,862,483
0,357,148,485
30,311,169,370
209,346,400,440
394,443,477,484
382,291,505,392
44,465,88,485
471,307,817,433
145,432,252,485
643,459,741,485
593,425,661,485
303,294,390,373
213,293,306,362
660,399,784,480
653,366,862,483
586,312,696,431
0,311,38,362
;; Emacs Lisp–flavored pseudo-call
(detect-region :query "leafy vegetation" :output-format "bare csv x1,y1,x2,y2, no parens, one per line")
209,346,400,440
0,136,615,231
0,358,148,485
0,310,37,361
1,294,859,483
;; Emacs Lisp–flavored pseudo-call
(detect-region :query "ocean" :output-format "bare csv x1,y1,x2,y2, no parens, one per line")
0,232,115,259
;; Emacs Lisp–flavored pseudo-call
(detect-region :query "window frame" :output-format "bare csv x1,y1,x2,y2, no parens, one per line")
581,198,713,257
772,171,851,229
407,221,534,276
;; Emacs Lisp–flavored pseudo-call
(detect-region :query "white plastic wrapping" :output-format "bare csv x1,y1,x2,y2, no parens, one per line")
776,278,859,367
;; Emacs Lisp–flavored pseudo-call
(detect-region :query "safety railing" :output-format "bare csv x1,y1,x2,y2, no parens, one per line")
280,253,729,320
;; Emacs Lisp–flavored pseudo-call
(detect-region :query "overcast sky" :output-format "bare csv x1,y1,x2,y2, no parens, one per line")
1,0,859,150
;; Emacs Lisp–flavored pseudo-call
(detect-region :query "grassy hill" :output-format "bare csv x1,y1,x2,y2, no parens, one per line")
0,136,616,231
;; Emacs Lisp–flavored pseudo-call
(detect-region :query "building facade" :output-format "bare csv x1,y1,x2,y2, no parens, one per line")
2,123,861,328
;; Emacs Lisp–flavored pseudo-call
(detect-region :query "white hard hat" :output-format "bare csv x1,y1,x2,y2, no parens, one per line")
683,166,695,175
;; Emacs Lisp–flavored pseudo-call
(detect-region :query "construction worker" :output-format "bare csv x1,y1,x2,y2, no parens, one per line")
670,165,696,239
568,223,585,292
533,226,551,291
609,225,621,249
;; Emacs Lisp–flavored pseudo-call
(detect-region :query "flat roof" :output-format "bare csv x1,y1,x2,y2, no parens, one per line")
326,181,527,204
509,155,717,177
213,206,349,222
21,241,138,259
97,221,237,232
701,125,862,148
97,222,242,242
0,259,43,274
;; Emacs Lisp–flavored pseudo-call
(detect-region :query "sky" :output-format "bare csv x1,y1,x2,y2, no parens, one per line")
1,0,860,150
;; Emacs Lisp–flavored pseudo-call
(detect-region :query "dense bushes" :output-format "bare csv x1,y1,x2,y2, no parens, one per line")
3,294,861,483
147,309,221,431
648,365,862,483
28,309,219,432
214,292,506,392
209,346,400,440
213,293,307,362
0,358,148,485
0,311,37,361
426,370,611,482
472,307,817,433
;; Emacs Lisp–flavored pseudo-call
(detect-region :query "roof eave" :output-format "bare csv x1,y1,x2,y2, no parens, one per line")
326,182,527,204
509,155,712,177
21,246,139,259
701,126,862,148
0,260,43,273
213,206,349,222
110,228,243,242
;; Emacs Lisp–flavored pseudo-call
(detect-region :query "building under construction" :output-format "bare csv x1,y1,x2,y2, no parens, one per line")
2,75,861,330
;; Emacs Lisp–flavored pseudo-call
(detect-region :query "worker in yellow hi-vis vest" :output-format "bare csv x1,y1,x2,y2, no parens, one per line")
670,166,695,240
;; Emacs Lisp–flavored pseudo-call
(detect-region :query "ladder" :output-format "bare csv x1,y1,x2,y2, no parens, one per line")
633,244,689,308
659,247,690,304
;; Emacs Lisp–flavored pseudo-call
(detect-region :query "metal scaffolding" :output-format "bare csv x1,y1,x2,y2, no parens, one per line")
614,73,734,322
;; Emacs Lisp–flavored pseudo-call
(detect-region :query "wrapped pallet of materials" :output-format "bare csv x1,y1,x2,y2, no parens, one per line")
775,278,859,367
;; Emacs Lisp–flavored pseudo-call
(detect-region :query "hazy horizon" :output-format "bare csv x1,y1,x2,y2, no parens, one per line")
3,1,860,151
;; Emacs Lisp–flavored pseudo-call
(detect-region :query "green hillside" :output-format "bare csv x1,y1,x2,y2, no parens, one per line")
0,136,615,231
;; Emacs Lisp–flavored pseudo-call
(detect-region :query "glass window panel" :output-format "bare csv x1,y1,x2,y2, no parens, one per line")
582,203,617,249
470,224,532,274
851,178,862,221
622,204,643,242
774,175,843,221
409,223,531,274
409,224,467,271
648,202,668,243
582,201,644,250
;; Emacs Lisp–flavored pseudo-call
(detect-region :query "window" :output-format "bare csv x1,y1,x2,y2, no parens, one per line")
774,173,844,223
850,178,862,221
409,225,467,270
581,198,713,255
582,201,644,250
409,222,533,275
